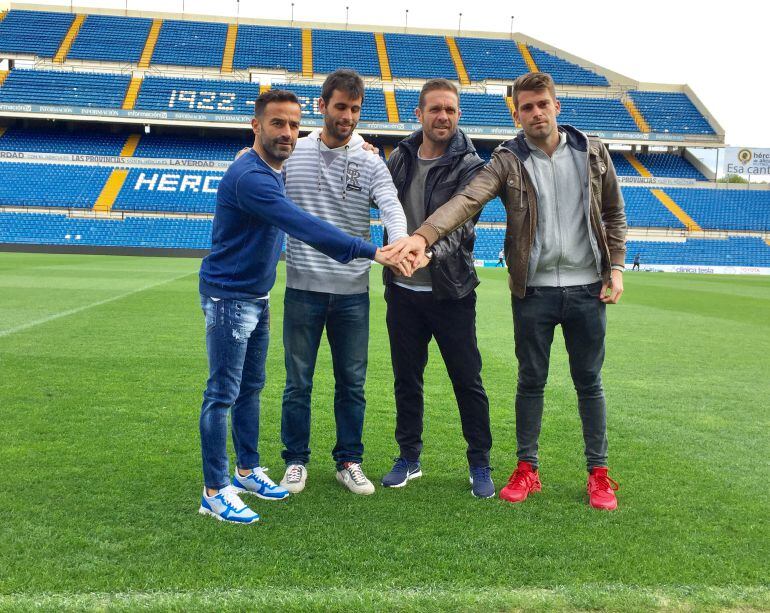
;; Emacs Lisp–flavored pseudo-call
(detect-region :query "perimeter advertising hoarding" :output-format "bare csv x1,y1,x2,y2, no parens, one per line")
724,147,770,177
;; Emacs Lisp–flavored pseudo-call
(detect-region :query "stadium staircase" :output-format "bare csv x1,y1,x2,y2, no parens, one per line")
221,23,237,73
517,42,539,72
384,90,399,122
53,13,86,63
138,19,162,69
301,29,313,77
122,77,142,110
0,9,8,22
504,96,519,126
623,152,652,177
0,69,8,87
374,33,392,81
259,83,271,94
120,134,141,157
623,97,650,133
93,169,130,212
445,36,470,85
650,189,702,231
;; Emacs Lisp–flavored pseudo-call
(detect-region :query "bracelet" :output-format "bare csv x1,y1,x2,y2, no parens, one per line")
611,264,625,272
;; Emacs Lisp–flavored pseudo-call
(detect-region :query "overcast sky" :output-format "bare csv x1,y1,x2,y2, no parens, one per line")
25,0,770,149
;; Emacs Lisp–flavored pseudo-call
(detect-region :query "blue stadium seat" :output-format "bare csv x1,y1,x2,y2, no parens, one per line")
68,15,152,63
456,37,528,81
664,188,770,231
610,152,639,177
528,46,608,86
114,168,222,214
275,82,388,123
134,75,259,116
133,133,250,160
0,10,74,57
634,153,706,181
629,91,714,135
312,29,380,76
233,24,302,72
0,69,130,108
384,33,456,80
0,162,112,208
0,126,126,155
621,187,684,228
151,20,227,68
558,97,637,132
625,237,770,267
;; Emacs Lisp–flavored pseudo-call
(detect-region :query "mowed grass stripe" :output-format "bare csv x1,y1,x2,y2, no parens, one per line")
0,254,768,609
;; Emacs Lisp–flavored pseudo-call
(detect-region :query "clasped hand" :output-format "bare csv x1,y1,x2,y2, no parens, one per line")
374,235,432,277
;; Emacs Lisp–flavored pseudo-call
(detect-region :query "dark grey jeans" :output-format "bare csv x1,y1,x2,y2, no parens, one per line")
512,282,608,470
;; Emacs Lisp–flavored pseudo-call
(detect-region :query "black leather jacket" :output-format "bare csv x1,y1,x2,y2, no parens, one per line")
383,128,485,300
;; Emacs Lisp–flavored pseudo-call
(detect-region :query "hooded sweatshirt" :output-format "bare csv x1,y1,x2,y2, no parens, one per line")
283,129,408,295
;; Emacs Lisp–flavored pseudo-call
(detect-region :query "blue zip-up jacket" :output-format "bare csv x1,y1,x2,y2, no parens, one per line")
200,149,378,299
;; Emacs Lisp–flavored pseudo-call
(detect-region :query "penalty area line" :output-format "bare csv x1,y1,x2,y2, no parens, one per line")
0,271,195,339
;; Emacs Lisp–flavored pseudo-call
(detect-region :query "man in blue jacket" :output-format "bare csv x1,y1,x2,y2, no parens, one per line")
197,90,405,524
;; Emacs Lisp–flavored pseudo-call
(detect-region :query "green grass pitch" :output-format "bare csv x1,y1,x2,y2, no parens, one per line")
0,252,768,611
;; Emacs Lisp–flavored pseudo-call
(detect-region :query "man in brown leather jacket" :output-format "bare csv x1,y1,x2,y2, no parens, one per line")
385,72,627,510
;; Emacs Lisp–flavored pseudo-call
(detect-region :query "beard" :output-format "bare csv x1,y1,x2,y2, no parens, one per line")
324,115,356,143
261,134,295,162
425,124,454,145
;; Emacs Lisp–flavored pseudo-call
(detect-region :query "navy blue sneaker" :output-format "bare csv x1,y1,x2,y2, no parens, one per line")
381,457,422,488
469,466,495,499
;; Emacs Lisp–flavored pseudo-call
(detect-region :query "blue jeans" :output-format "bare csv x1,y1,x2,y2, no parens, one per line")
199,294,269,490
281,288,369,469
512,282,608,470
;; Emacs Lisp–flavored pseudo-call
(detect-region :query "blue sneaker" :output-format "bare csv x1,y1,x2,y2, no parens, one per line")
381,457,422,488
232,467,290,500
469,466,495,499
198,486,260,524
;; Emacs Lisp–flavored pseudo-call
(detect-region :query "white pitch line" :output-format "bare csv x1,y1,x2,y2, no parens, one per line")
0,271,195,339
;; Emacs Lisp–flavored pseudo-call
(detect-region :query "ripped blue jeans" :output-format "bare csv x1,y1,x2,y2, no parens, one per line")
199,294,269,490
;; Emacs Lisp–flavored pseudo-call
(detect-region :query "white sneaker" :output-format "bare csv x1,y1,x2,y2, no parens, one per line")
198,485,259,524
231,467,290,500
280,463,308,494
336,462,375,495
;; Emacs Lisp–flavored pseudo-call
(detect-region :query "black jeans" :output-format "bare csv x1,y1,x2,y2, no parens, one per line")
512,282,608,470
385,284,492,467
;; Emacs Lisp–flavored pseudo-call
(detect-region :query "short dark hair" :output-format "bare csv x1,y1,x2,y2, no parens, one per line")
320,69,365,104
512,72,557,109
254,89,300,118
418,78,459,110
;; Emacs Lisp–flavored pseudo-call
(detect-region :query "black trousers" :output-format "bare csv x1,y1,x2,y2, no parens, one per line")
385,284,492,467
512,282,608,470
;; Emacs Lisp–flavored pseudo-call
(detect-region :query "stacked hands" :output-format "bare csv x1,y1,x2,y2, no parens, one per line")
374,235,431,278
375,234,624,304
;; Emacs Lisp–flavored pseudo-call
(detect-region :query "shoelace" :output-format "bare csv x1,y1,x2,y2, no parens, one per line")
470,466,492,481
286,465,304,483
346,463,368,485
218,486,247,511
392,457,408,471
253,467,277,487
589,473,619,493
508,467,534,487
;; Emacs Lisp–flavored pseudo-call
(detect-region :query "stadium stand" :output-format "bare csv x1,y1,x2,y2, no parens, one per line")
0,69,130,108
664,188,770,232
610,152,639,177
0,162,112,208
634,153,707,181
311,29,380,76
629,91,714,135
0,126,126,155
0,10,73,57
456,37,529,82
232,24,302,72
134,75,260,115
622,187,685,228
151,20,228,68
625,237,770,268
527,46,608,86
384,33,457,80
113,168,222,214
394,89,514,127
132,133,248,160
558,97,637,132
68,15,152,63
0,211,213,249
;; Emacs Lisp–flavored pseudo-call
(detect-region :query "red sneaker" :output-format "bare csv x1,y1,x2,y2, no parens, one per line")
499,461,541,503
587,467,619,510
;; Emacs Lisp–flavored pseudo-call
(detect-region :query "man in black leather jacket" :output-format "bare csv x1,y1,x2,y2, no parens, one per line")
380,79,494,498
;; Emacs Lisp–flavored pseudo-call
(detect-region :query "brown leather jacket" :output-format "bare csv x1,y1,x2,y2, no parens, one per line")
414,125,627,298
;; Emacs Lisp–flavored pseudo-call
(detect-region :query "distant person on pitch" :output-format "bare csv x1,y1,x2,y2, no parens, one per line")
384,72,627,510
497,248,505,267
197,90,409,525
632,253,641,271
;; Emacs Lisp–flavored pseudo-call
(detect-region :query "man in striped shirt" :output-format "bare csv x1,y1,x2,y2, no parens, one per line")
279,69,408,495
